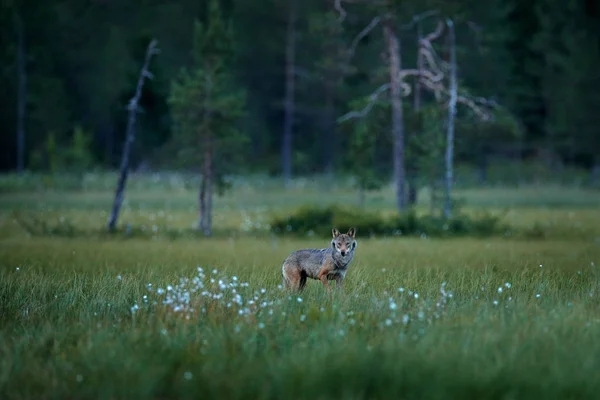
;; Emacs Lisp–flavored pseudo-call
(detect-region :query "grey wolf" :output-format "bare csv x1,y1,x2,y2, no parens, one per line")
281,227,357,291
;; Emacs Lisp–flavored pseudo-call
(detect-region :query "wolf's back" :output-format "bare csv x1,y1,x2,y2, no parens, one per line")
285,248,330,278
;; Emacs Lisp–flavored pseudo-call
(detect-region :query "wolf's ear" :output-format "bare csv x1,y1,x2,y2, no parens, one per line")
332,228,341,238
347,227,356,238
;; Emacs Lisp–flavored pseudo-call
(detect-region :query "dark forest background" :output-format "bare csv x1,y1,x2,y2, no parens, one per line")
1,0,599,180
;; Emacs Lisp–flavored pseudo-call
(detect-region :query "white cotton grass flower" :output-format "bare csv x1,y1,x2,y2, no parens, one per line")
132,268,459,342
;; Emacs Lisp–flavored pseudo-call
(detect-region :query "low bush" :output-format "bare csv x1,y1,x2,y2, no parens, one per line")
270,205,507,238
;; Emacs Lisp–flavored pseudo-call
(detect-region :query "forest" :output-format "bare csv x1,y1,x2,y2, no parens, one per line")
1,0,599,182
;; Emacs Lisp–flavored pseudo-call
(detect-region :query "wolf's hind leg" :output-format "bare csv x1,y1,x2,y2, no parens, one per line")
298,271,307,291
282,263,302,291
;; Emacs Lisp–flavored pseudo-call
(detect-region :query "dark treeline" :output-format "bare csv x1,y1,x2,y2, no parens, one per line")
1,0,599,177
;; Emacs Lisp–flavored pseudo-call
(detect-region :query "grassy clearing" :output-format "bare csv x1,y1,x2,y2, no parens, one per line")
1,176,600,398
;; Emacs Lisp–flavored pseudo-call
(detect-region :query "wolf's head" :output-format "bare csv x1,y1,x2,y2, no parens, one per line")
331,227,357,257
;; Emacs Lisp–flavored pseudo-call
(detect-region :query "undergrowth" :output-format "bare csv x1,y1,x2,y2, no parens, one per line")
270,205,508,238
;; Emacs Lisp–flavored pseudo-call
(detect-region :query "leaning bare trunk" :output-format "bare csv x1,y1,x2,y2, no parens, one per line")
282,0,296,188
444,20,457,219
383,18,406,212
107,39,158,232
15,12,26,173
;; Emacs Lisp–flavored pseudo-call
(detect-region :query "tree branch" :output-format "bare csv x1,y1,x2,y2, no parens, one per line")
337,83,390,122
400,9,440,30
334,0,347,23
467,20,484,52
422,20,445,43
348,16,381,59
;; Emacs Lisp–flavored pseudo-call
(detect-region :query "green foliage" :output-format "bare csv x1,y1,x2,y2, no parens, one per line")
28,126,94,175
2,0,600,177
270,205,506,238
345,102,387,202
409,104,446,183
531,0,600,165
342,96,391,200
168,0,247,193
65,125,94,172
28,132,61,174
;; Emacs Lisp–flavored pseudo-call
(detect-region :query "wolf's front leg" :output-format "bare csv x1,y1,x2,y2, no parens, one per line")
317,270,331,291
334,275,344,290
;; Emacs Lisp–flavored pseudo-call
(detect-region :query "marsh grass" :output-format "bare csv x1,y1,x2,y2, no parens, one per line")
2,235,600,399
1,176,600,398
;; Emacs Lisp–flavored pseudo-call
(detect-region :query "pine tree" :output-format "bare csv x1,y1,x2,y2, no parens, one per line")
168,0,247,236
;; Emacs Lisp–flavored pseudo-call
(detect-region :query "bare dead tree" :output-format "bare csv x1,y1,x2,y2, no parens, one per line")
444,18,457,219
339,19,495,122
15,12,26,173
107,39,159,232
337,14,497,216
282,0,296,188
334,2,498,216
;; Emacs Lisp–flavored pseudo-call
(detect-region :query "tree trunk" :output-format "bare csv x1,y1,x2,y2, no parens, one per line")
15,12,26,173
105,123,115,167
407,19,424,206
107,39,157,232
198,134,213,236
591,158,600,187
358,183,366,208
383,17,406,212
198,64,214,236
444,20,457,219
282,0,296,188
198,171,206,232
323,81,335,177
477,147,488,185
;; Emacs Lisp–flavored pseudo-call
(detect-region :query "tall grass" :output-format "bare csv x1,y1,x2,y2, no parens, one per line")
1,235,600,398
1,174,600,398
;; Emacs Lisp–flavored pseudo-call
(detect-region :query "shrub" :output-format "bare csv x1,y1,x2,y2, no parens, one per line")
270,206,506,238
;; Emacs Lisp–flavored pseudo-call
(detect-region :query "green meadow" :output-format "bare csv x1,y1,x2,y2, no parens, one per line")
1,173,600,399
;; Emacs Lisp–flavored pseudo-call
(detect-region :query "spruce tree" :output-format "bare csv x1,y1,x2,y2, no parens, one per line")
168,0,247,236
